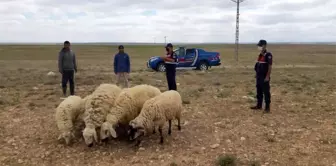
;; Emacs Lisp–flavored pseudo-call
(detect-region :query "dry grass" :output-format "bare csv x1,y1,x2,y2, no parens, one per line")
0,44,335,166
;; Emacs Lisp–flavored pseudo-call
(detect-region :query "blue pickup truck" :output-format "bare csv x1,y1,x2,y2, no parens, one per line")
146,46,221,72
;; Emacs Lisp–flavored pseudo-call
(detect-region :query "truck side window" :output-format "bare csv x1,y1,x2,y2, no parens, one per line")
179,48,185,57
186,49,195,55
174,50,179,56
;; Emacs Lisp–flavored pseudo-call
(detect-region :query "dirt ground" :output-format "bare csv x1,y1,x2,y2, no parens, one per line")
0,44,335,166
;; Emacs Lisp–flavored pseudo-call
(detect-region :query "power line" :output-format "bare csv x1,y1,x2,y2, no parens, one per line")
231,0,245,62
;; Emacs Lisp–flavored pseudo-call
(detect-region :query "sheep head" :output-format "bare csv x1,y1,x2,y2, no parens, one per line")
128,120,145,141
100,122,118,142
58,131,75,145
82,127,98,147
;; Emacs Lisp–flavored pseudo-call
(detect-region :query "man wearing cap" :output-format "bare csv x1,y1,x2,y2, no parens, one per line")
58,41,77,98
250,39,273,113
161,43,178,91
114,45,130,88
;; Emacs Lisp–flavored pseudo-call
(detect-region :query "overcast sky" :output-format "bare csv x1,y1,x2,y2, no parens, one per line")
0,0,335,43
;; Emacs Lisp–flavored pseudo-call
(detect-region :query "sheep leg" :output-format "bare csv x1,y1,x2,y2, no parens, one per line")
177,118,181,131
135,139,142,147
152,126,156,134
159,127,164,144
168,120,172,135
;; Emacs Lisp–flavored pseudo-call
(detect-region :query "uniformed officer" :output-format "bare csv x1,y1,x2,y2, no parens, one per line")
250,39,273,113
161,43,178,91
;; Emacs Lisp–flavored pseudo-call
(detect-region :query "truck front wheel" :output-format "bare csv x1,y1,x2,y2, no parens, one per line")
156,62,166,72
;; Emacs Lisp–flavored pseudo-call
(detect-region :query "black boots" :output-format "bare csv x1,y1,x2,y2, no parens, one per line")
250,104,262,110
264,104,270,113
70,84,75,95
62,87,67,96
250,102,262,110
250,104,270,113
62,85,75,97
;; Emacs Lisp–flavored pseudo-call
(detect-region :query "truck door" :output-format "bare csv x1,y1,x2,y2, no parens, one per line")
179,48,196,67
175,47,185,67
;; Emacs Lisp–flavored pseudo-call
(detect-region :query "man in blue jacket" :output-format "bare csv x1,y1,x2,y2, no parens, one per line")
114,45,130,88
58,41,77,98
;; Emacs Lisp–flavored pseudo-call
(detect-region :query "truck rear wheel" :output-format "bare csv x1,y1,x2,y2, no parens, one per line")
198,61,209,71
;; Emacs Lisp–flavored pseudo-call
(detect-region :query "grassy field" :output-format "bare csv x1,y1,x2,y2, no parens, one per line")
0,44,335,166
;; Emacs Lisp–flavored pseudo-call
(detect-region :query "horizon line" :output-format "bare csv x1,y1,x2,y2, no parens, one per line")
0,41,335,45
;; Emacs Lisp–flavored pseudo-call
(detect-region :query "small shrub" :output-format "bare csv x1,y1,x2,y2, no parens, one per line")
189,89,200,98
198,87,205,92
0,97,6,105
217,90,230,98
169,162,178,166
247,91,255,98
250,160,261,166
182,100,190,104
267,137,276,143
216,154,236,166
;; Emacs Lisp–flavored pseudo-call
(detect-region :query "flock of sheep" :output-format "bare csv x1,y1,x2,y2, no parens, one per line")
55,83,183,147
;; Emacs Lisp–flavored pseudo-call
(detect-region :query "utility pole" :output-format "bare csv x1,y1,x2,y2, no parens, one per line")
164,36,167,44
231,0,245,62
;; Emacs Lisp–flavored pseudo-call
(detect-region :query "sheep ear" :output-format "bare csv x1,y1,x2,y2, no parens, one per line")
127,129,131,135
109,127,117,138
57,134,63,141
128,124,134,131
65,138,70,145
71,132,75,138
133,130,143,139
99,127,105,138
129,121,136,128
93,130,98,142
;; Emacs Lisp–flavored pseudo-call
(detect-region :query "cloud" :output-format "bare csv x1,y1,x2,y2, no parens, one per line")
0,0,335,43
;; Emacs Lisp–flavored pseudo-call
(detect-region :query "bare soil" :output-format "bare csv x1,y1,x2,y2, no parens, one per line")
0,44,335,166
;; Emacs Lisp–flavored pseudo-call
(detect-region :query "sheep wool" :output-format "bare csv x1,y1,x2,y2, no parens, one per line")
100,84,161,140
81,94,91,109
129,90,182,144
82,84,122,146
55,95,85,145
74,94,93,130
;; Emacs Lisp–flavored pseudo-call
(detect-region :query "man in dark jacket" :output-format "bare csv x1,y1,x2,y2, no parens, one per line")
114,45,130,88
250,39,273,113
161,43,178,91
58,41,77,97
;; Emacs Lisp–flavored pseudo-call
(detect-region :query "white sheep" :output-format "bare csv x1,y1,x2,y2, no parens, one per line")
75,94,92,129
100,84,161,141
47,71,56,77
55,95,86,145
82,83,122,147
129,90,182,145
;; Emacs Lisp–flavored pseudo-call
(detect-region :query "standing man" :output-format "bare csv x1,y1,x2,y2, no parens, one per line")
161,43,178,91
250,39,273,113
114,45,130,88
58,41,77,98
